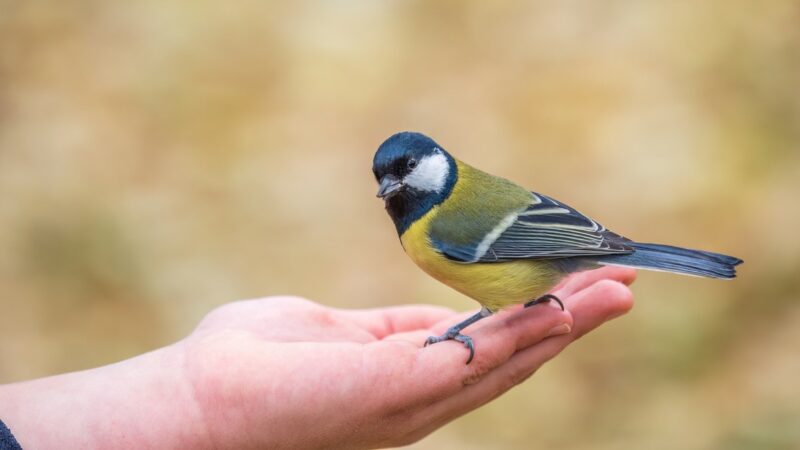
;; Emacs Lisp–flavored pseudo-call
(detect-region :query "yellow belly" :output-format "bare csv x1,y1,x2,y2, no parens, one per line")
400,207,564,312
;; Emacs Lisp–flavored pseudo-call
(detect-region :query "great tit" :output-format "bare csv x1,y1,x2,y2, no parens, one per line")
373,131,742,363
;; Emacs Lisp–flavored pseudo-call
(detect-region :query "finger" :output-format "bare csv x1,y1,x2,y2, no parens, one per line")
392,304,572,409
385,267,635,344
469,267,636,321
338,305,459,339
551,266,637,299
458,305,575,384
494,279,634,382
393,268,635,349
385,302,566,347
414,280,633,429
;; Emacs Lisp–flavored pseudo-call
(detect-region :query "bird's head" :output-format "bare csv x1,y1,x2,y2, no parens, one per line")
372,131,456,200
372,132,458,233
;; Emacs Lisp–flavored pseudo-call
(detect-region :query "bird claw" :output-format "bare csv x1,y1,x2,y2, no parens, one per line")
424,331,476,364
524,294,564,311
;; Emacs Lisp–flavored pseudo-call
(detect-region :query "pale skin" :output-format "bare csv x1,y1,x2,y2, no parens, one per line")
0,267,635,449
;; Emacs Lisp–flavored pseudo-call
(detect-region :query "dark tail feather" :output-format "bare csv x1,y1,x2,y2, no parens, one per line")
598,243,743,279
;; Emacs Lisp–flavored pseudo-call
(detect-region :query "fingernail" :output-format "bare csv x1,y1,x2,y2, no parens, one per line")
547,323,572,337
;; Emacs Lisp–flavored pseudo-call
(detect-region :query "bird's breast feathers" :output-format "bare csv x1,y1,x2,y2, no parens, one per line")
400,162,564,310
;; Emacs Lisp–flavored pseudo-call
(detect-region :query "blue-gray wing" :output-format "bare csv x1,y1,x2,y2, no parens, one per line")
434,193,633,263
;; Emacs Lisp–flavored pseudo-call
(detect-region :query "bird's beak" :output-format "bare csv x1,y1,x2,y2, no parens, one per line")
376,175,403,199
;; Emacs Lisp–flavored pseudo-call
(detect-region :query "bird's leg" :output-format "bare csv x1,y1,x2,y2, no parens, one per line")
524,293,564,311
424,307,492,364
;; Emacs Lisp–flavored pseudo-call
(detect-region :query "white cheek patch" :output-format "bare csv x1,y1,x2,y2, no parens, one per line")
404,153,450,193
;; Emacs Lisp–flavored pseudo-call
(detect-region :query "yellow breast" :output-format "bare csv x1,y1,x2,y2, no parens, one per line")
400,207,563,312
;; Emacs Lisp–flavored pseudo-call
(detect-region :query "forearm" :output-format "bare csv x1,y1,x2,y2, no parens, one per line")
0,343,209,449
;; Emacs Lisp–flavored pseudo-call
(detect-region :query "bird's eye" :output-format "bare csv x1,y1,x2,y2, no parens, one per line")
407,158,418,170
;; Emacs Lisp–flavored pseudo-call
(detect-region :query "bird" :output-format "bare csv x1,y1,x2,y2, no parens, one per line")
372,131,742,364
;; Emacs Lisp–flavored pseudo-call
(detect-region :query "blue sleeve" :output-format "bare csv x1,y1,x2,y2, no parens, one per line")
0,420,22,450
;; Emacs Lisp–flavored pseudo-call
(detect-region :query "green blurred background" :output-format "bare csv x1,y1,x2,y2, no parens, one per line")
1,1,799,449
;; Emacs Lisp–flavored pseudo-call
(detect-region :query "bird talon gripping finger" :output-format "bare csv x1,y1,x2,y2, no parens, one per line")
424,332,476,364
373,132,742,364
423,335,444,347
524,294,564,311
453,334,475,364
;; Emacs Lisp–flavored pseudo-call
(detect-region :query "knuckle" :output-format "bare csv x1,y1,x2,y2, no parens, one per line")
507,366,536,388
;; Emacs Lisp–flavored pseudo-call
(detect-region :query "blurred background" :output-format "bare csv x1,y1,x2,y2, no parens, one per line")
1,1,799,448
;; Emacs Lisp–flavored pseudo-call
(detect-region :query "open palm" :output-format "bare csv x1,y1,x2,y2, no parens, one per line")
179,267,635,449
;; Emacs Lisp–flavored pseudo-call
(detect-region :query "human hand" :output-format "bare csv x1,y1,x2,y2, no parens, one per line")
182,266,635,449
0,267,634,450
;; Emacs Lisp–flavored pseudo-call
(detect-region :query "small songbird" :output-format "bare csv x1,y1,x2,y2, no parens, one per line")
373,131,742,363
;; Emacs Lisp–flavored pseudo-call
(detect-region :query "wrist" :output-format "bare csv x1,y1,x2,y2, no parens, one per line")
0,343,211,449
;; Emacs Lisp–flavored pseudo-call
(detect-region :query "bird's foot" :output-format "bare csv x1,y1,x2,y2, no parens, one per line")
424,329,476,364
524,294,564,311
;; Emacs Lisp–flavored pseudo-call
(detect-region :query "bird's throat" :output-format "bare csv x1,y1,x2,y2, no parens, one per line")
385,191,429,236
